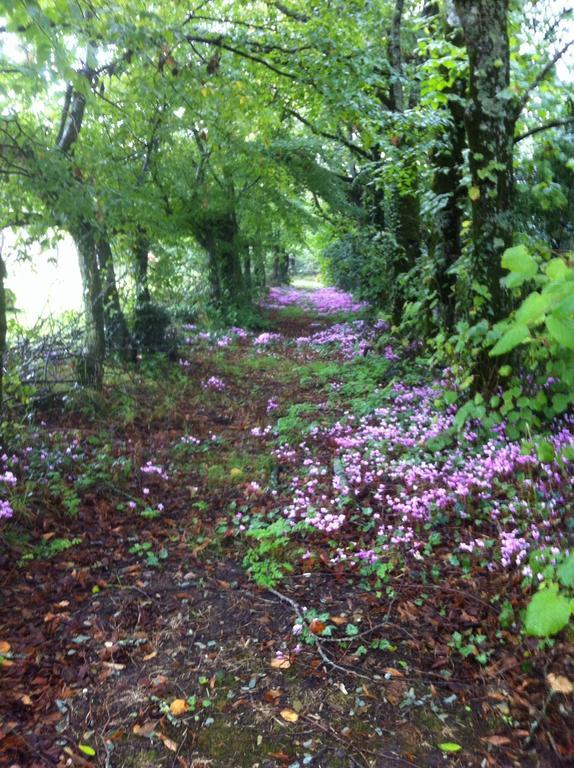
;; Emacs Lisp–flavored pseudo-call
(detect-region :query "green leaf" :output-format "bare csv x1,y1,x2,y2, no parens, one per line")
438,743,462,753
79,745,96,757
545,314,574,350
557,554,574,589
536,440,555,464
489,324,530,356
546,258,569,281
468,186,480,201
524,588,571,637
501,245,538,277
515,292,550,325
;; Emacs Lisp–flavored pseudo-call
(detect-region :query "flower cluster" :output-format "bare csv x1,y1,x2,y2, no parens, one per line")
261,286,367,315
202,376,226,392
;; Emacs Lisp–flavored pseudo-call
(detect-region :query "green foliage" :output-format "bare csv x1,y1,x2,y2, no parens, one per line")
242,518,296,588
524,587,572,638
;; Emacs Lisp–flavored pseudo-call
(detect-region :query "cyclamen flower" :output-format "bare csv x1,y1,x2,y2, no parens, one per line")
202,376,226,391
0,499,13,519
266,397,279,413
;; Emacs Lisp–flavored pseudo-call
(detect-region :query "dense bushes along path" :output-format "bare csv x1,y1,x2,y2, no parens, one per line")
1,288,573,768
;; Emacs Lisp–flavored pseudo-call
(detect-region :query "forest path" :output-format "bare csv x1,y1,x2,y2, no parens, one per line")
0,300,547,768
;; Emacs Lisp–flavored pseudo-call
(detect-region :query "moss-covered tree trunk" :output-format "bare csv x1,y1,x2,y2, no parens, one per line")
198,212,249,319
271,247,290,285
430,3,467,331
454,0,515,323
72,222,106,389
0,250,7,413
97,235,133,360
388,0,422,325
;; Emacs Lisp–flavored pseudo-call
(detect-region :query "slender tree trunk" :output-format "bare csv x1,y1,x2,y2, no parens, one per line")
272,247,290,285
388,0,422,324
97,235,133,360
72,222,105,388
134,228,151,305
430,3,467,331
454,0,515,323
0,250,7,412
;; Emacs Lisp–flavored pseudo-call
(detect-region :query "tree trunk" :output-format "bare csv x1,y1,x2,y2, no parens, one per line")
454,0,515,323
430,3,467,331
197,212,249,318
134,227,151,305
272,247,290,285
97,235,133,360
72,222,105,388
388,0,422,324
0,250,7,413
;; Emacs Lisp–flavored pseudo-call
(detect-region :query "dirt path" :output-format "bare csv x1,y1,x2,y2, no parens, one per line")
0,309,566,768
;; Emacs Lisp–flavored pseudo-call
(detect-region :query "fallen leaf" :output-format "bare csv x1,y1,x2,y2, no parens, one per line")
280,708,299,723
438,743,462,753
143,651,157,661
268,751,290,763
0,641,11,654
383,667,404,678
158,733,178,751
270,657,291,669
79,744,96,756
309,619,326,635
482,735,511,746
20,695,32,706
133,721,157,737
264,688,282,703
330,615,347,626
547,673,573,695
170,699,189,717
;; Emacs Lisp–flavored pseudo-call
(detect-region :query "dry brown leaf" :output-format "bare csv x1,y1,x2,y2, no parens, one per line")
0,641,11,654
309,619,326,635
280,708,299,723
143,651,157,661
158,733,178,752
270,657,291,669
133,721,158,737
264,688,282,703
383,667,404,678
20,695,32,706
330,615,347,626
547,673,573,695
481,735,511,746
170,699,189,717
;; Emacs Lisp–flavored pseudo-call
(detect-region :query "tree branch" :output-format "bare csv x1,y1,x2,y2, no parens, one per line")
283,106,370,159
515,115,574,142
273,2,310,22
517,37,574,115
185,34,303,81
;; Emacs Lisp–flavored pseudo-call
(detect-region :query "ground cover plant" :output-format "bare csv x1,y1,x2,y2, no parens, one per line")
1,1,574,766
1,285,573,768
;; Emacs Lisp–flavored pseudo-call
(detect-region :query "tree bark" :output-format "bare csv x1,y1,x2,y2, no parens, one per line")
388,0,422,324
454,0,515,323
97,234,133,360
429,3,467,331
72,221,106,388
197,212,249,318
0,249,7,413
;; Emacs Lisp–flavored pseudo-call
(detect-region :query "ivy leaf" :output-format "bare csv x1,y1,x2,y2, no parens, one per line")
524,588,571,637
